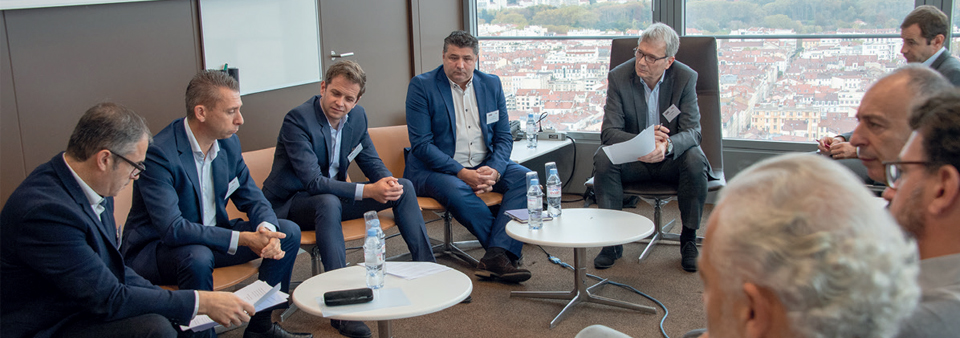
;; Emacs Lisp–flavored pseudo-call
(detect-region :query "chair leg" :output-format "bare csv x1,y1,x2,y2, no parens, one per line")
311,245,322,275
635,196,704,264
440,211,480,266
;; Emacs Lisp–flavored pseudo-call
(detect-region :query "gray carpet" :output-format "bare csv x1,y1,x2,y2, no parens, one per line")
221,196,711,338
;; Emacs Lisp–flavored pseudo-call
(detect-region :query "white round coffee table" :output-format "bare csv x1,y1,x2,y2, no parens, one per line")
506,208,656,328
291,262,471,338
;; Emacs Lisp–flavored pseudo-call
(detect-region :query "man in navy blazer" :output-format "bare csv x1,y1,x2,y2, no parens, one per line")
592,23,709,272
262,61,433,338
405,31,533,283
122,71,310,338
1,103,254,338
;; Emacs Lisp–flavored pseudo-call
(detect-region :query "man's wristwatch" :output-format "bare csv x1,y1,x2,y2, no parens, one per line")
666,138,674,156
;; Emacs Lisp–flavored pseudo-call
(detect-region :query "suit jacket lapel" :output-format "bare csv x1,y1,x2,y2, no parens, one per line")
932,52,947,69
339,115,355,177
631,69,648,129
436,69,457,134
174,120,203,204
315,105,334,173
53,157,117,248
658,68,675,126
211,143,229,217
472,74,490,143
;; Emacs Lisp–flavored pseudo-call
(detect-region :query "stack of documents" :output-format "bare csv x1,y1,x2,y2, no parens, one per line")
181,280,287,332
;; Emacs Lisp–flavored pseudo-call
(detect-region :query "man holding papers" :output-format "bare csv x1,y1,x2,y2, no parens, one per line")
1,103,254,338
593,23,709,272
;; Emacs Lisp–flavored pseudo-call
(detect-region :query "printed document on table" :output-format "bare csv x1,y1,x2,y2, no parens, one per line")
602,124,656,165
181,280,287,332
357,261,451,280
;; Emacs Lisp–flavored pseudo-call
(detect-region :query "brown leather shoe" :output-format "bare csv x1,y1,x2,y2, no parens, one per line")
475,249,532,283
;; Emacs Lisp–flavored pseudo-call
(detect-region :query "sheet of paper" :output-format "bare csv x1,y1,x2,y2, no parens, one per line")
602,124,656,165
317,287,411,317
181,281,288,332
358,261,452,280
385,261,451,280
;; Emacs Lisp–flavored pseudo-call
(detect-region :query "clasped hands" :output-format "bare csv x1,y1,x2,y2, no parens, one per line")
816,136,857,159
458,166,499,195
238,223,286,260
363,177,404,203
638,125,671,163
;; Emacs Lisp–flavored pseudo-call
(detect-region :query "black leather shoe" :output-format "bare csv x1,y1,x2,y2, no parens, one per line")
476,249,532,283
330,320,371,338
681,241,698,272
242,323,312,338
593,245,623,269
460,295,472,304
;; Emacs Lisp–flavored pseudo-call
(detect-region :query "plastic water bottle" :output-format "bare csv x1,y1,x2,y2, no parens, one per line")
527,178,543,230
363,211,385,289
546,168,562,217
526,113,538,149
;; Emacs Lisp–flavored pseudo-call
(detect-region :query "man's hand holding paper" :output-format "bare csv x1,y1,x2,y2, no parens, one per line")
602,124,670,165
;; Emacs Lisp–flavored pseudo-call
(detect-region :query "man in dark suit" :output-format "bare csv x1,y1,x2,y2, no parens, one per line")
122,71,310,338
1,103,254,338
901,5,960,86
592,23,709,272
262,60,434,338
405,30,533,283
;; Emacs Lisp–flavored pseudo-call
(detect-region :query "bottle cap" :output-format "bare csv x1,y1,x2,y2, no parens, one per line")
549,168,558,176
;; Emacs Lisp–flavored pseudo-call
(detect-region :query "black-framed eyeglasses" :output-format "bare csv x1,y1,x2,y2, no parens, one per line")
883,160,932,189
110,150,146,176
633,48,669,64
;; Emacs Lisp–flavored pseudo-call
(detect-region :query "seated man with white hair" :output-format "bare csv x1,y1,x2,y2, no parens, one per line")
578,153,920,338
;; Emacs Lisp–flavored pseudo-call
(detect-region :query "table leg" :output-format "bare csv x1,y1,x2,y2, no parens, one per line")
377,320,392,338
510,247,656,328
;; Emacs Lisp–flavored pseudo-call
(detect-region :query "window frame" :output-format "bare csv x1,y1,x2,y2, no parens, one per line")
464,0,954,148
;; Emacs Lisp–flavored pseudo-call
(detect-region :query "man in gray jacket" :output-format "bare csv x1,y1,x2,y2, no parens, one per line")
592,23,709,272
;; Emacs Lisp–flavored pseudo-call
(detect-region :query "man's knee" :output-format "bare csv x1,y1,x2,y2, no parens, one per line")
313,194,343,216
135,314,177,338
172,245,215,277
593,148,616,175
679,147,709,173
276,219,301,249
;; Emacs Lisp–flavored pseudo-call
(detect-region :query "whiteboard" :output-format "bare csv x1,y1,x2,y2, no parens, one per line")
199,0,322,95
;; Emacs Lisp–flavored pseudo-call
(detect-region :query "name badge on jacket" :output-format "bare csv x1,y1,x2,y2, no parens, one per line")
347,144,363,163
225,177,240,200
486,111,499,124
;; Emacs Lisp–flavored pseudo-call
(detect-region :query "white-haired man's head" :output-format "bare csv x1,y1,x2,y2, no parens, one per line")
700,153,920,338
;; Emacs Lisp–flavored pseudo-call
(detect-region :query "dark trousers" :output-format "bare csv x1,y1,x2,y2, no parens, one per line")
412,162,530,259
58,313,177,338
286,178,435,272
152,219,301,294
593,146,708,232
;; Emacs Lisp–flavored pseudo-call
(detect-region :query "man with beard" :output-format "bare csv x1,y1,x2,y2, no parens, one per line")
883,90,960,337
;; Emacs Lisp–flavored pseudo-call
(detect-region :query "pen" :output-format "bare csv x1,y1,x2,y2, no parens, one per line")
223,63,228,71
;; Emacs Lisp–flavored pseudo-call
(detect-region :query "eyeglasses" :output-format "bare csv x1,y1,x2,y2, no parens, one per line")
110,150,146,177
633,48,669,64
882,160,932,189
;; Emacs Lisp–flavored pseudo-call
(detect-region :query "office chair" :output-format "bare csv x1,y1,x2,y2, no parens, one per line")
589,36,727,263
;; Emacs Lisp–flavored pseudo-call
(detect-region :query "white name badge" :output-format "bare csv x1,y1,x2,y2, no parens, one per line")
486,111,499,124
662,104,681,123
347,143,363,162
225,177,240,200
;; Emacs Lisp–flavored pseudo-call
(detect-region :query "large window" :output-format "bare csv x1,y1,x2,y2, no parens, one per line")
473,0,948,142
686,0,913,141
477,0,652,132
